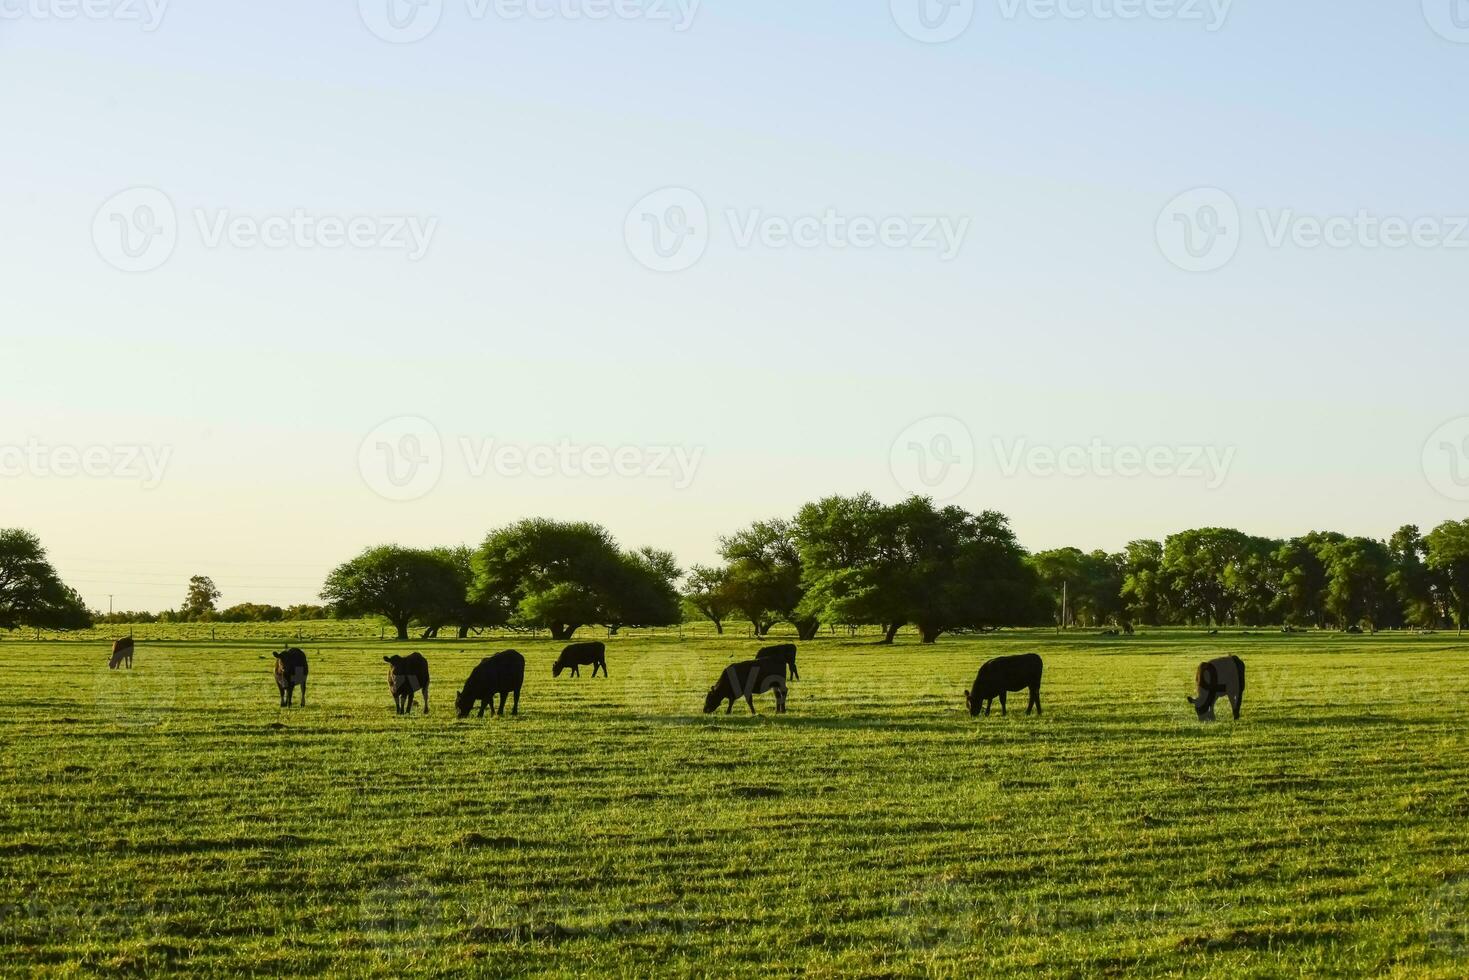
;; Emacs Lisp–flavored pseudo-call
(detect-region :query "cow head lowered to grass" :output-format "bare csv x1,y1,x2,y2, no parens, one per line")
966,653,1043,718
1188,655,1245,721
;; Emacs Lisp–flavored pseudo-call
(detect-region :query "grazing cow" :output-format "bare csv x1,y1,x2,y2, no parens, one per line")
108,637,134,670
273,648,308,708
704,659,787,715
552,641,607,679
456,650,525,719
1187,655,1245,721
384,652,430,715
966,653,1043,718
755,643,799,680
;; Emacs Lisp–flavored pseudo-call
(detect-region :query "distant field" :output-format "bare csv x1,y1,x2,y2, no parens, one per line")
2,630,1467,976
9,618,805,645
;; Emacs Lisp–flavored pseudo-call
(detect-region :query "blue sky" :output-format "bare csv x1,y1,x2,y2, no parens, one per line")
2,1,1466,610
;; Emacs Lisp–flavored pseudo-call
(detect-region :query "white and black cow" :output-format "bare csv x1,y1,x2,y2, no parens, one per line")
1187,655,1245,721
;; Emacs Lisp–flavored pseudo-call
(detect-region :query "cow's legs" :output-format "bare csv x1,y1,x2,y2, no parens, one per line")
478,700,487,718
1230,694,1241,720
571,664,579,678
510,689,519,716
299,681,306,708
999,691,1008,716
1029,686,1041,716
422,685,429,715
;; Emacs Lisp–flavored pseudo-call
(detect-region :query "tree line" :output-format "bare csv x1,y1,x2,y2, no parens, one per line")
1026,523,1469,632
323,497,1044,643
3,502,1468,639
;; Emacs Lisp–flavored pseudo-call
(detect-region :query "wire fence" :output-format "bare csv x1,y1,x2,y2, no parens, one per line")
1,619,905,646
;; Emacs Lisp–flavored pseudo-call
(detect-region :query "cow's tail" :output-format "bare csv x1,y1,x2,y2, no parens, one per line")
1232,656,1245,696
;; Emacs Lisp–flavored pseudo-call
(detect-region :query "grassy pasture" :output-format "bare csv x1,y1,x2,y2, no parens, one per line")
2,630,1467,977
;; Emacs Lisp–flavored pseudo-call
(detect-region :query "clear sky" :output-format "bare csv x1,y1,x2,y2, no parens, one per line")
2,1,1466,611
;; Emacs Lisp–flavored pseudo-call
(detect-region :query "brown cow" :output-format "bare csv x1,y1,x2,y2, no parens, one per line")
273,648,308,708
384,652,430,715
108,637,134,670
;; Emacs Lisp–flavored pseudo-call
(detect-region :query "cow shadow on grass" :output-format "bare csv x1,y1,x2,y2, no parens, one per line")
659,713,995,734
1253,713,1413,730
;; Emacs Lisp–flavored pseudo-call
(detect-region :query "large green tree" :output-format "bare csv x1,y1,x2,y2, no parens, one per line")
1119,539,1168,626
683,564,737,634
1389,525,1441,628
792,493,898,640
719,518,815,639
1029,547,1124,627
181,575,221,621
473,520,680,640
421,545,508,639
1162,528,1277,626
794,495,1040,644
1319,537,1394,631
1426,520,1469,634
0,530,91,632
321,545,465,640
1274,532,1346,628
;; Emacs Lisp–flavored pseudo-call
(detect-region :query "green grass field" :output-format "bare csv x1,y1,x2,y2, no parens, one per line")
2,630,1467,977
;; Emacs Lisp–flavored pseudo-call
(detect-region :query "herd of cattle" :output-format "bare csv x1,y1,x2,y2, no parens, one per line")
107,637,1248,722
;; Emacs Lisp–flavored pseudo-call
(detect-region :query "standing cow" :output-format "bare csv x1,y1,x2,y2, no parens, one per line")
552,641,607,678
966,653,1043,718
456,650,525,719
384,652,430,715
273,648,309,708
1188,655,1245,721
108,637,134,670
755,643,799,680
704,659,788,715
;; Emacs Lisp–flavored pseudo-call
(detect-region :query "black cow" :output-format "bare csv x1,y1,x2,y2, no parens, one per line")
755,643,799,680
273,648,308,708
704,659,787,715
384,652,430,715
966,653,1043,718
553,641,607,679
1188,655,1245,721
108,637,134,670
456,650,525,719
